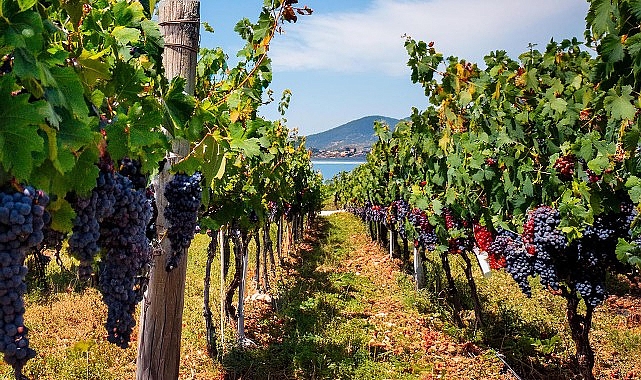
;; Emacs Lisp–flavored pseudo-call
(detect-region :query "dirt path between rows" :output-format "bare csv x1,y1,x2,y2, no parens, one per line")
239,213,507,379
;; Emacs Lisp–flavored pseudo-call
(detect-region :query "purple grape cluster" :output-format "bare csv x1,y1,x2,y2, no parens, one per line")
489,229,534,296
267,201,279,223
69,170,117,280
407,208,437,251
98,174,152,348
0,186,49,373
491,201,636,307
391,200,411,238
118,157,147,190
569,202,636,307
528,206,567,291
164,173,202,271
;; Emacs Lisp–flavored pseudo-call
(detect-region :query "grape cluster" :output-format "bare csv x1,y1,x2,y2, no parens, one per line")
118,157,147,190
525,206,567,291
69,170,117,280
0,186,49,373
408,208,437,250
488,202,636,307
267,201,279,223
164,173,202,271
442,208,469,255
553,154,575,181
489,229,534,295
569,202,636,306
98,173,152,348
586,169,601,183
473,223,493,252
391,200,411,238
443,208,459,230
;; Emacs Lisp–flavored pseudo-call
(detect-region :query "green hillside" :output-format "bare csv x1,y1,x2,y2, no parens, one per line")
305,115,400,152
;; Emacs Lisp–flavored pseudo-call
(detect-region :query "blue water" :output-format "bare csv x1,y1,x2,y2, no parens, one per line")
312,160,365,180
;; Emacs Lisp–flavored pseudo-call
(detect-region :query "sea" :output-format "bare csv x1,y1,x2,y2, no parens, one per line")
311,159,365,180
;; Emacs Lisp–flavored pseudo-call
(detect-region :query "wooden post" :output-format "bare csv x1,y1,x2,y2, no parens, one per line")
136,1,200,379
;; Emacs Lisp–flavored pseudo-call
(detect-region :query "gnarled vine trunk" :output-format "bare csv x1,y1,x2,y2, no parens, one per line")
564,287,596,380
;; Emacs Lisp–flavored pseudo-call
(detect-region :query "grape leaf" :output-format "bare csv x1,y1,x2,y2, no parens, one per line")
587,155,610,174
625,176,641,203
3,9,44,52
616,238,640,265
587,0,615,37
600,34,625,63
162,77,196,136
48,198,76,232
47,66,90,118
0,76,46,179
77,49,112,85
604,85,636,120
17,0,37,11
111,26,141,45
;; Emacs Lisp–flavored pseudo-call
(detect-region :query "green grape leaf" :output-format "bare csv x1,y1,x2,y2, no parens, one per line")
48,198,76,232
3,9,44,52
65,148,99,196
0,76,46,179
162,77,196,136
605,86,636,120
47,66,90,118
127,102,164,148
616,238,640,266
105,117,130,161
77,49,112,85
587,0,615,37
626,33,641,79
17,0,37,11
231,137,261,158
112,0,145,26
626,176,641,203
587,155,609,174
111,26,141,45
600,34,625,63
139,0,157,18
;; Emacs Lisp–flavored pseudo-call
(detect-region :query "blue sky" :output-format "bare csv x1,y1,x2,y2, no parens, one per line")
201,0,590,136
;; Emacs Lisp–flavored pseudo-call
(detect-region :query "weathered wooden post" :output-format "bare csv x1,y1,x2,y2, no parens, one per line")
136,1,200,379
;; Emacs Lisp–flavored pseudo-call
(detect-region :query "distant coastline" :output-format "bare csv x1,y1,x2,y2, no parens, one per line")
311,159,365,179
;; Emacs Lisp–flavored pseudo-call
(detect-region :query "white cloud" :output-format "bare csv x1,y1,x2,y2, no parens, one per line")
269,0,590,76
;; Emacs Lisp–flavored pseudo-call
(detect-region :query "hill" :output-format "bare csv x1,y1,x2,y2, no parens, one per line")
305,115,400,154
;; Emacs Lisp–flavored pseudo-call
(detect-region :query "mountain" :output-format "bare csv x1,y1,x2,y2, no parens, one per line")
305,115,400,153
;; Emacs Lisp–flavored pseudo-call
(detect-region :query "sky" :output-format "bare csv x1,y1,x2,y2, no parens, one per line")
200,0,591,136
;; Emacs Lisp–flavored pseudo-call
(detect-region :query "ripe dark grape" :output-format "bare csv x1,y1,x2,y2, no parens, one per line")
408,208,437,250
267,201,279,223
553,154,575,181
489,229,534,295
443,208,458,230
164,173,202,271
524,206,567,290
586,169,600,183
69,170,117,280
118,157,147,190
98,173,152,348
0,186,49,374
